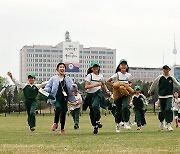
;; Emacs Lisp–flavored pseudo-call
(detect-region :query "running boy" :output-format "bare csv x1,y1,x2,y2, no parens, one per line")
149,65,180,131
7,72,47,131
68,85,83,129
131,85,148,130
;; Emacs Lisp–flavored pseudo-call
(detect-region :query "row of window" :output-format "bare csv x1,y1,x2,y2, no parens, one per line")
79,55,114,59
79,60,113,64
27,49,63,53
27,63,58,67
27,49,114,54
82,50,114,54
27,59,62,63
27,54,61,58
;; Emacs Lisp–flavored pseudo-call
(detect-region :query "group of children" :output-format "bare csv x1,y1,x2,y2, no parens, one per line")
4,59,180,134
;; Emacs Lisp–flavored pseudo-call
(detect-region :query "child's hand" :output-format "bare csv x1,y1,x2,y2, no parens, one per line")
7,71,12,78
94,82,102,87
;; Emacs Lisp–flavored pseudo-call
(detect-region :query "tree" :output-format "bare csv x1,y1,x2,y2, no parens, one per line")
13,86,18,104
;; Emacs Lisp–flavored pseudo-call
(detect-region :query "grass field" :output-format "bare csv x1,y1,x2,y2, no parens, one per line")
0,112,180,154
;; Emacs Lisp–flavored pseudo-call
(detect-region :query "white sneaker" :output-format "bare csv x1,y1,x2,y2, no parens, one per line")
166,123,173,131
116,123,120,133
124,122,131,130
159,122,165,130
119,122,124,126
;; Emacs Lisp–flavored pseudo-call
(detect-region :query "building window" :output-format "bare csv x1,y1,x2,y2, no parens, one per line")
39,54,42,57
39,59,42,62
27,49,34,52
107,52,113,54
35,49,42,52
83,51,90,54
51,50,58,52
91,51,98,54
99,51,106,54
44,50,50,52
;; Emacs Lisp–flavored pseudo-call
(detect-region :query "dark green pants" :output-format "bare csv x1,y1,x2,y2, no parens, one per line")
133,108,145,127
158,97,173,123
25,99,36,128
71,108,80,125
85,93,101,126
114,95,130,123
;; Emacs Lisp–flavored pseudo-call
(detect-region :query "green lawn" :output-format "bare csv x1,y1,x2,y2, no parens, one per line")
0,112,179,154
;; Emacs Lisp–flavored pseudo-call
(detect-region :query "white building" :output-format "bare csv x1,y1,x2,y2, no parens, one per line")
129,67,162,82
19,32,116,83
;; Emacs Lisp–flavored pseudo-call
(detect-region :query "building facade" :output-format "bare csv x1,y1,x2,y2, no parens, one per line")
19,33,116,83
129,67,162,82
171,65,180,82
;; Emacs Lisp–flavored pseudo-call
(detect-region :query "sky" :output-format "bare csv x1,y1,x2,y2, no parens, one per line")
0,0,180,80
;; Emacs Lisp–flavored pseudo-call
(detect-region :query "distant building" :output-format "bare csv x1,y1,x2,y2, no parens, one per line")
129,67,162,82
171,65,180,82
19,31,116,83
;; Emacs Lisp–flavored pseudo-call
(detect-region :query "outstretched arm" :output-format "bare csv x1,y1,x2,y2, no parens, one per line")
172,76,180,88
36,81,48,89
7,72,26,89
148,75,162,94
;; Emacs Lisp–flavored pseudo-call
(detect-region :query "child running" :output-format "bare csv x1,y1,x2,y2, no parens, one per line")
172,91,180,128
149,65,180,131
44,63,76,134
7,72,47,131
84,61,111,134
131,85,148,130
68,85,83,129
107,59,133,133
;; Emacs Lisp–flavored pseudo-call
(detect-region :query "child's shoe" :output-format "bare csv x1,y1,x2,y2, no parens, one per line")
159,122,165,130
124,122,131,130
30,127,35,131
115,123,120,133
74,124,79,129
166,123,173,131
93,126,98,134
137,126,141,130
51,123,58,131
60,129,66,134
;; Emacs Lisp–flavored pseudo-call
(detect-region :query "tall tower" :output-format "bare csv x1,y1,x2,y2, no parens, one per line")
65,31,71,42
173,34,177,65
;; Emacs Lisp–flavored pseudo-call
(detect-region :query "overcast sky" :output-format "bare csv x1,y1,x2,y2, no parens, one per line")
0,0,180,79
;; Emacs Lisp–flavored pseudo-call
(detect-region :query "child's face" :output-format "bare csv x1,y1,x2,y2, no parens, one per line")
119,63,128,72
28,77,35,84
92,66,100,74
174,92,179,98
163,68,170,75
57,64,66,74
135,90,141,94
